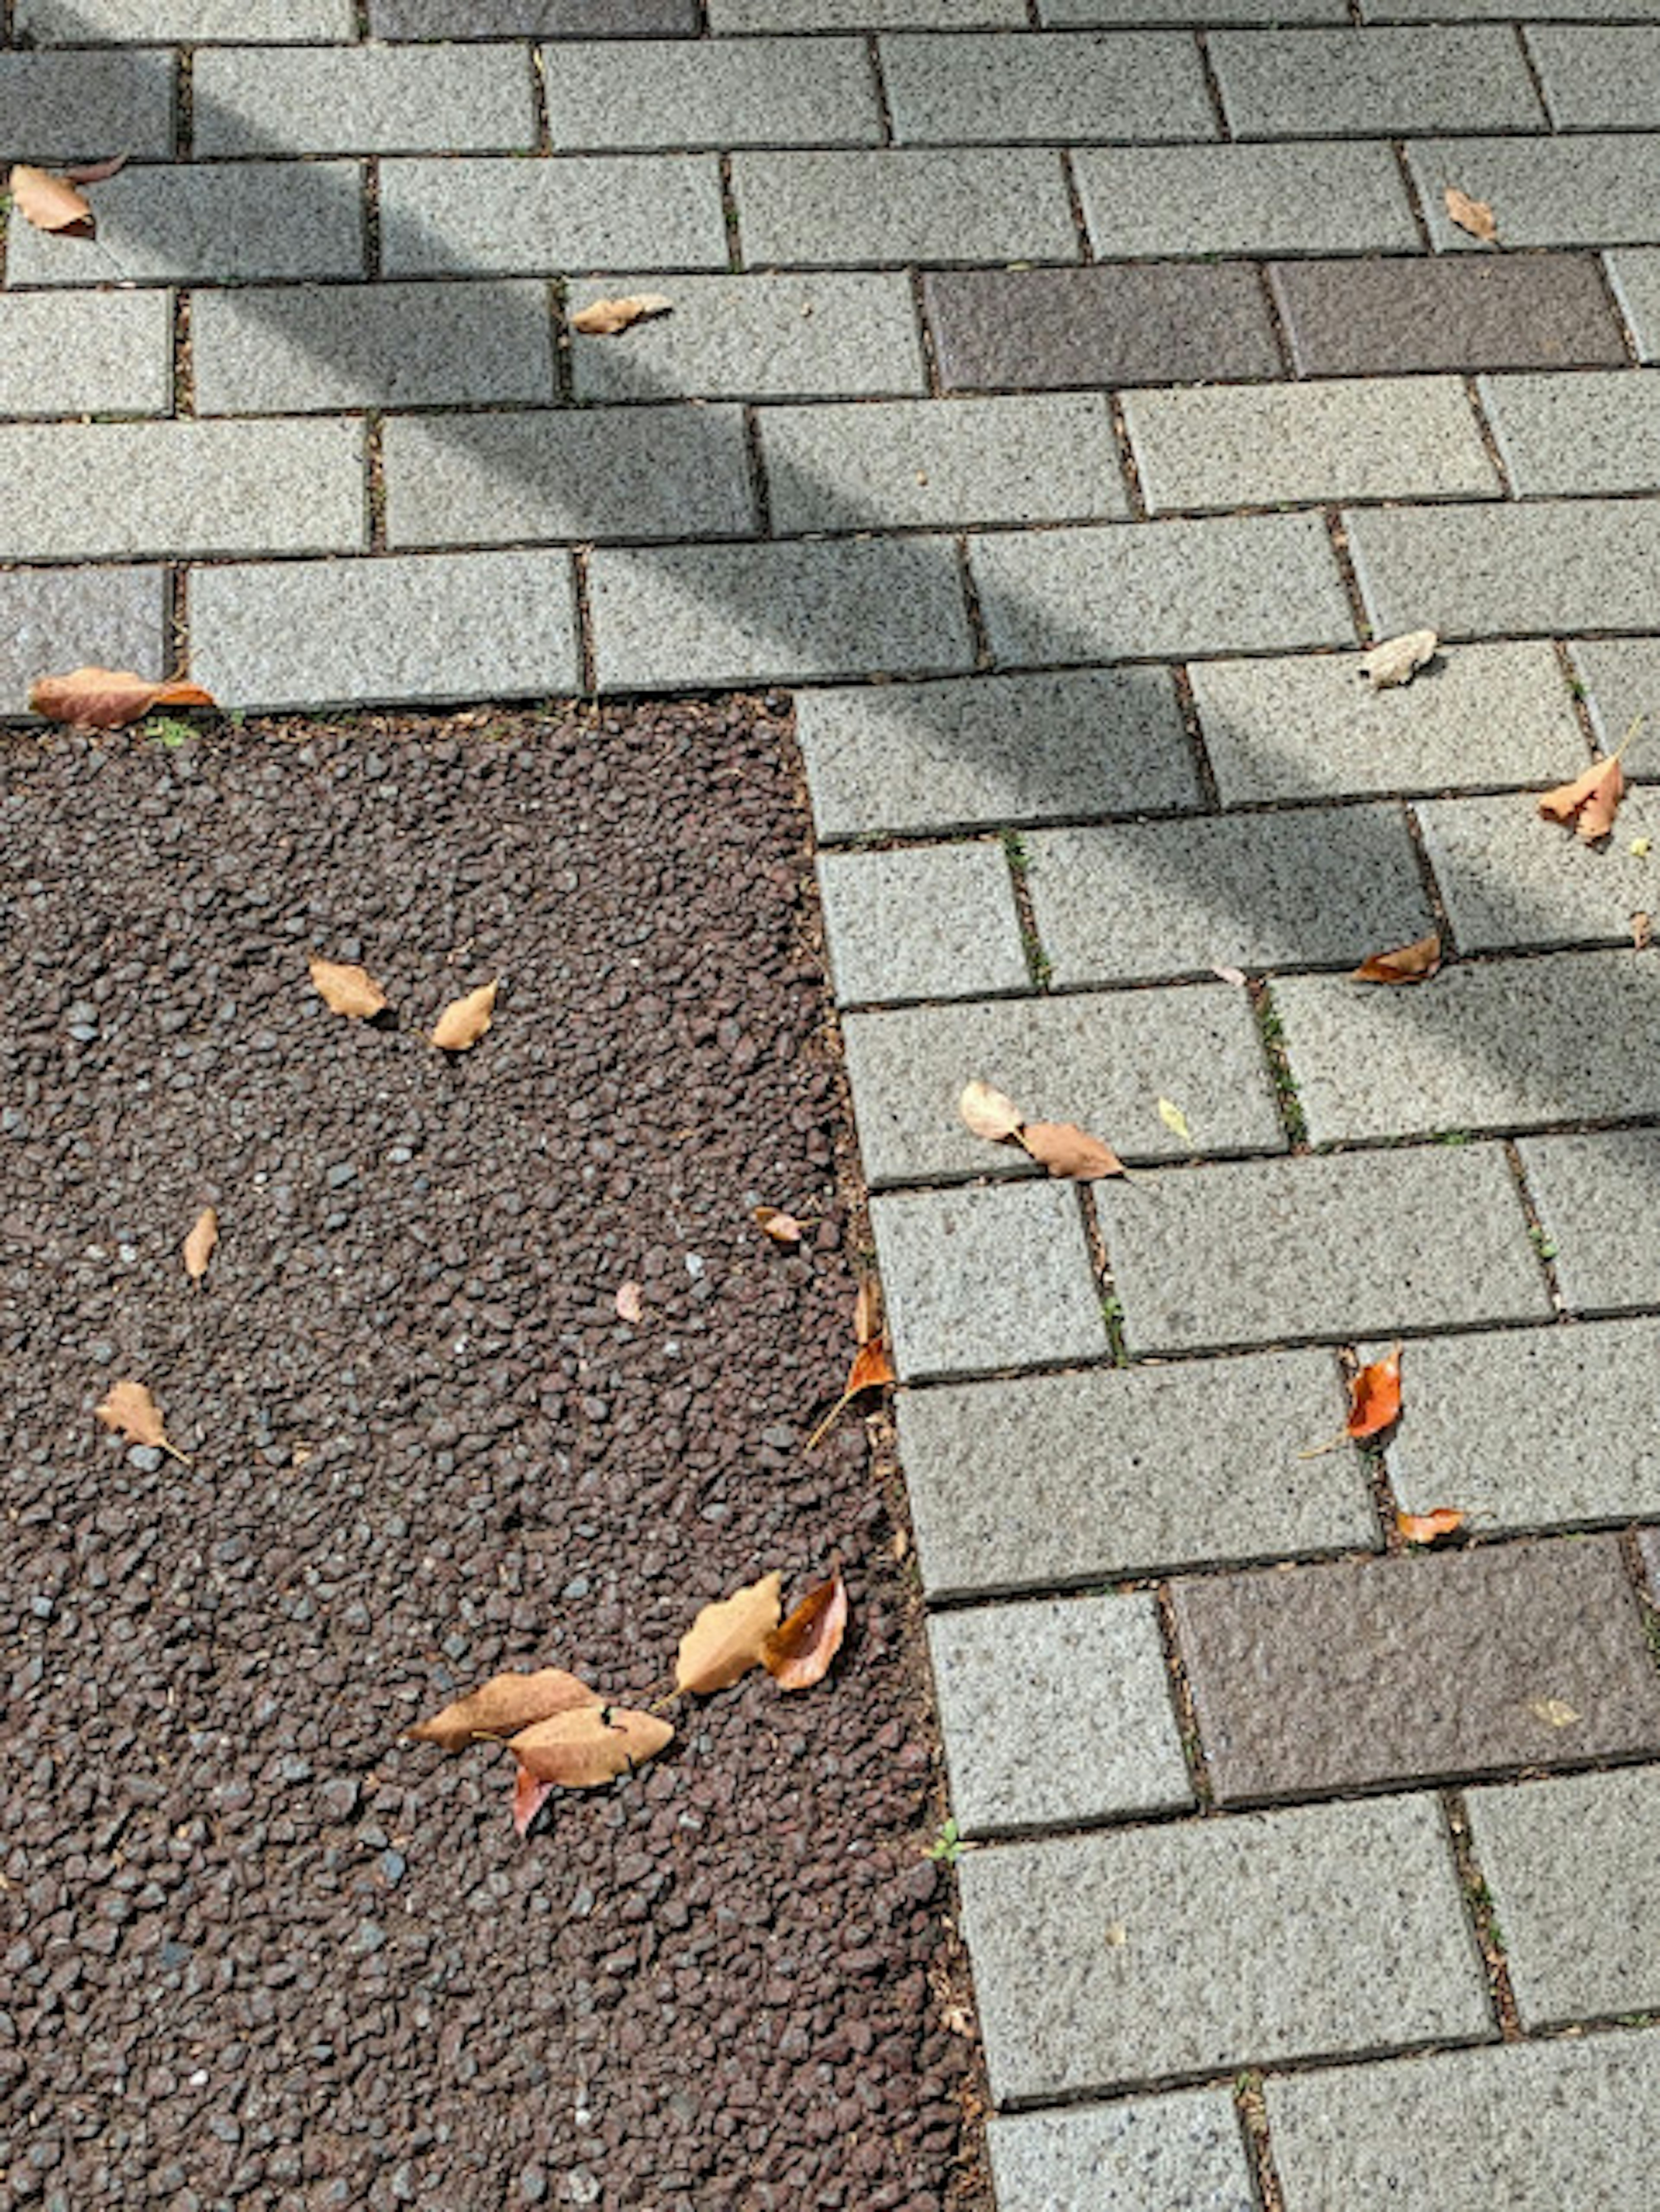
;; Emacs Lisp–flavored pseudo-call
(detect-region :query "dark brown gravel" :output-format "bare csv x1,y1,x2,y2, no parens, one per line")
0,696,986,2212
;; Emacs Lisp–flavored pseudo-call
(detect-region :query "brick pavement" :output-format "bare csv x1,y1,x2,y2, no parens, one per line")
5,4,1660,2204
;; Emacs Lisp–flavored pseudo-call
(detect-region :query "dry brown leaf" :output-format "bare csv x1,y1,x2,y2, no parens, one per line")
95,1378,189,1465
1397,1506,1464,1545
753,1204,806,1244
510,1706,674,1787
1347,1344,1402,1441
308,955,389,1021
511,1763,556,1837
571,293,673,336
846,1337,897,1398
1018,1120,1126,1181
430,978,498,1051
183,1206,219,1284
615,1280,644,1324
60,153,129,185
959,1079,1025,1143
1538,755,1625,843
676,1570,783,1695
28,667,215,731
853,1273,884,1346
9,163,93,233
409,1668,599,1752
1445,185,1497,242
763,1570,849,1692
1353,930,1444,985
1360,628,1439,690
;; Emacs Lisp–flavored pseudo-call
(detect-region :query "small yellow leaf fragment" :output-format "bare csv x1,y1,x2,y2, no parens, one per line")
571,293,672,336
1528,1697,1580,1730
430,977,498,1051
1157,1097,1193,1145
1105,1922,1129,1949
1445,185,1497,243
1359,629,1439,690
183,1206,219,1284
1633,837,1653,859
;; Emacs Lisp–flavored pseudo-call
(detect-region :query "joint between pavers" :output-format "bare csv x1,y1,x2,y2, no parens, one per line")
527,40,552,158
1231,2070,1287,2212
1464,369,1517,500
1194,29,1234,145
1060,147,1094,266
717,150,742,275
1443,1787,1524,2041
174,45,193,163
1155,1583,1216,1812
172,288,193,419
1500,1135,1569,1315
571,542,597,697
998,826,1052,992
1248,978,1311,1152
363,153,383,282
865,30,894,147
1322,504,1372,643
1618,1529,1660,1676
741,400,774,537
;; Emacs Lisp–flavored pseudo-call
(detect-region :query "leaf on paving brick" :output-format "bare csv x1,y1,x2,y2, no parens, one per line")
1346,1343,1402,1440
959,1078,1025,1143
615,1279,644,1324
430,978,499,1051
95,1377,189,1465
28,666,215,731
1018,1120,1126,1181
763,1570,849,1691
1353,929,1444,985
1211,963,1249,987
676,1570,783,1695
1397,1506,1464,1545
409,1667,600,1752
183,1206,219,1284
59,153,129,186
510,1705,674,1787
1633,836,1653,859
753,1204,806,1245
1538,755,1625,844
1634,911,1652,952
1156,1097,1193,1146
571,293,673,336
8,162,93,233
1360,628,1439,690
853,1273,883,1346
1444,185,1497,243
511,1763,556,1837
308,954,389,1021
1528,1696,1580,1729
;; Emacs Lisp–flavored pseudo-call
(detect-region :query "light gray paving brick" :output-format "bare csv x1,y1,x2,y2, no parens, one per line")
929,1594,1191,1838
0,50,174,161
192,46,535,156
900,1353,1377,1599
0,566,167,719
1345,497,1660,639
880,30,1216,145
1520,1130,1660,1311
1097,1145,1550,1353
1370,0,1660,15
988,2093,1255,2212
1192,642,1579,804
1410,135,1660,249
1025,809,1432,986
542,36,880,149
729,150,1079,269
961,1796,1488,2103
1211,26,1543,138
16,0,351,32
973,513,1354,669
1481,370,1660,495
1383,1317,1660,1531
869,1179,1105,1381
383,406,754,549
192,281,555,415
1046,0,1347,19
1075,142,1419,258
568,273,926,403
759,395,1128,534
1271,2033,1660,2206
380,156,727,278
1123,377,1496,514
0,292,171,419
816,844,1027,1008
3,163,364,286
1278,951,1660,1142
1605,250,1660,362
0,420,364,561
1415,790,1660,954
1528,26,1660,129
1564,635,1660,775
587,537,974,690
842,984,1282,1187
709,0,1024,24
188,550,578,711
797,667,1198,841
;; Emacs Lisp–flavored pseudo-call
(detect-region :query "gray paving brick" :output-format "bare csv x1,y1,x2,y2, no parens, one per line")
1191,642,1578,804
0,50,174,163
730,150,1079,269
1025,809,1432,987
960,1796,1487,2103
1268,2032,1660,2207
798,667,1197,841
988,2093,1254,2212
1346,498,1660,640
1097,1146,1550,1353
1410,135,1660,249
759,395,1128,534
192,46,535,156
1520,1130,1660,1312
929,1594,1191,1838
16,0,351,32
840,984,1283,1188
1482,367,1660,497
1075,143,1419,259
380,156,727,278
188,549,578,711
1528,25,1660,128
1384,1318,1660,1532
1123,377,1496,515
0,566,167,719
1271,254,1627,376
1606,249,1660,362
568,273,926,403
1563,635,1660,774
0,292,171,419
816,844,1027,1008
1211,26,1543,138
0,420,364,561
1044,0,1347,19
1415,791,1660,954
709,0,1024,25
542,36,880,150
587,537,974,690
1370,0,1660,14
372,0,697,31
192,281,555,415
383,406,755,549
973,513,1354,669
870,1179,1105,1382
880,30,1215,145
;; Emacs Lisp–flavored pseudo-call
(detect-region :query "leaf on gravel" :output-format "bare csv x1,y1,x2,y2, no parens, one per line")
615,1279,644,1323
60,153,129,186
753,1204,806,1244
1018,1120,1126,1181
28,666,215,731
676,1570,783,1695
1346,1343,1402,1440
430,977,499,1051
1444,185,1497,242
1538,754,1625,843
183,1206,219,1284
1397,1506,1464,1545
410,1667,600,1751
308,955,389,1020
959,1079,1025,1143
511,1764,556,1837
853,1273,884,1346
1157,1097,1193,1145
1360,628,1439,690
846,1337,896,1398
571,293,672,336
510,1705,674,1787
9,162,93,233
95,1377,189,1465
1353,930,1444,985
763,1570,849,1692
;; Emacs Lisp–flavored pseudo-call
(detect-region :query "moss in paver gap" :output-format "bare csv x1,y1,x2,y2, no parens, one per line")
1250,981,1309,1147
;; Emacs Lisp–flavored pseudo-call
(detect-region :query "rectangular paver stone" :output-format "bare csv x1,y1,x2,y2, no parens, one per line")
710,0,1024,25
0,292,171,419
192,46,536,156
1481,370,1660,495
960,1795,1488,2102
1211,26,1543,137
880,30,1216,144
0,50,174,162
1605,249,1660,361
0,567,166,719
817,844,1027,1008
1409,135,1660,248
1346,497,1660,638
988,2093,1254,2212
1075,142,1419,258
1097,1145,1551,1353
543,37,880,148
188,550,579,711
1044,0,1348,19
380,156,727,277
16,0,351,32
1415,791,1660,953
1529,25,1660,128
3,163,365,286
1025,808,1431,986
929,1594,1190,1837
1520,1130,1660,1312
372,0,697,32
1271,254,1626,375
1564,635,1660,772
730,150,1079,268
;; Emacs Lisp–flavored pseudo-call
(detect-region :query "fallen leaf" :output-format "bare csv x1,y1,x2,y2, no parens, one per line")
763,1570,849,1691
676,1571,783,1694
1528,1696,1580,1729
1353,931,1443,985
430,978,498,1051
1211,963,1248,987
753,1204,806,1244
1445,185,1497,243
1360,628,1439,690
28,667,215,731
183,1207,218,1284
615,1280,644,1324
59,153,128,185
511,1705,674,1787
1634,911,1652,952
1104,1922,1128,1948
1633,836,1653,859
1539,755,1625,843
571,293,673,336
511,1764,556,1837
853,1273,884,1345
95,1378,189,1465
1346,1344,1402,1440
806,1336,897,1450
959,1079,1024,1143
1397,1506,1464,1545
9,162,93,233
308,955,389,1020
409,1668,599,1752
1018,1120,1125,1180
1156,1097,1193,1145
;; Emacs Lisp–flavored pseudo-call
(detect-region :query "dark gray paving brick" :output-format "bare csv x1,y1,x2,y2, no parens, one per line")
1025,808,1431,986
1414,791,1660,954
926,265,1280,393
1211,26,1543,138
816,843,1028,1008
1605,249,1660,362
0,567,167,720
543,36,880,148
1346,498,1660,638
1044,0,1347,19
1173,1536,1660,1804
0,293,171,419
3,163,365,287
731,150,1079,268
1370,0,1660,15
1481,370,1660,496
880,30,1216,144
16,0,350,30
1097,1145,1550,1354
1529,25,1660,128
1564,635,1660,773
1076,142,1418,258
371,0,697,32
710,0,1024,24
899,1351,1376,1600
0,50,174,162
188,550,579,711
960,1796,1487,2103
380,156,727,277
1270,255,1626,376
193,46,536,156
1409,134,1660,249
988,2094,1254,2212
1520,1130,1660,1312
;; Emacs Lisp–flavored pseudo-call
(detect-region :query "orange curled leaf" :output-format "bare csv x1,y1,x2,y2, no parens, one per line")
28,667,215,731
753,1204,806,1244
9,162,93,233
308,955,389,1020
763,1570,849,1691
409,1667,599,1752
570,293,672,336
1538,755,1625,843
95,1378,190,1465
853,1273,883,1346
959,1079,1024,1143
1353,931,1443,985
511,1764,556,1837
1444,185,1497,243
1398,1506,1464,1546
183,1206,219,1284
846,1337,896,1397
430,978,498,1051
1018,1120,1126,1181
676,1570,783,1695
510,1706,673,1787
1346,1344,1402,1440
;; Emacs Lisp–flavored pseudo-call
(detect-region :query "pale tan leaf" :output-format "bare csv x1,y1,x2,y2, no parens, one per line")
615,1280,644,1324
9,162,92,233
959,1079,1024,1143
28,666,215,731
1528,1696,1580,1730
1018,1120,1126,1181
409,1668,600,1752
183,1207,219,1284
510,1705,674,1787
763,1570,849,1691
1360,628,1439,690
430,977,499,1051
308,955,389,1020
571,293,673,336
95,1378,189,1465
1444,186,1497,243
1538,755,1624,843
753,1204,806,1244
853,1273,883,1346
1634,911,1652,953
675,1570,783,1695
